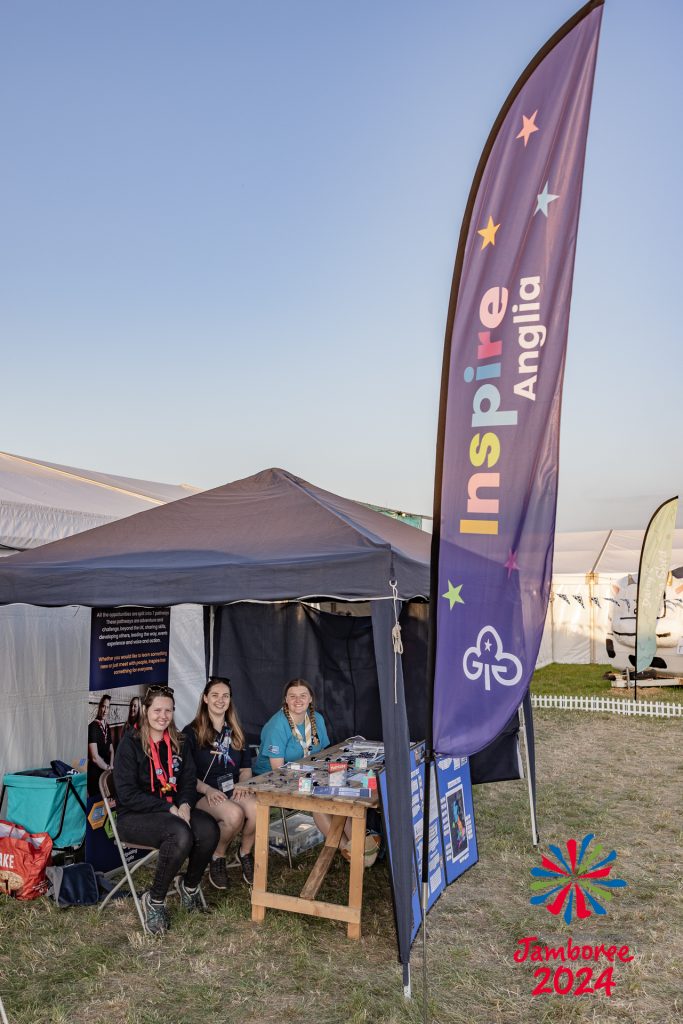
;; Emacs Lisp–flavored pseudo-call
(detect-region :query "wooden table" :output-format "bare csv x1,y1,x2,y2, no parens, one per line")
246,744,380,939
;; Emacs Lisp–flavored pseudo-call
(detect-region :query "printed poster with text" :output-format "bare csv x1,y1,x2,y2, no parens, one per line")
85,608,171,870
434,755,478,884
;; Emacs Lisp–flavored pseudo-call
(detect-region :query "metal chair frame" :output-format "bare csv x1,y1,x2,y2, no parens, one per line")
97,769,158,931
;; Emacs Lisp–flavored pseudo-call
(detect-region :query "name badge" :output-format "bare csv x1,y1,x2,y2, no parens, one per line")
217,773,234,795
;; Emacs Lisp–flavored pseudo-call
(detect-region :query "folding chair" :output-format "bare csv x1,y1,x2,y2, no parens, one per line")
98,769,158,931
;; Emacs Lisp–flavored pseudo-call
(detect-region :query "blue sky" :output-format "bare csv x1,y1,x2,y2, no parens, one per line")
2,1,680,529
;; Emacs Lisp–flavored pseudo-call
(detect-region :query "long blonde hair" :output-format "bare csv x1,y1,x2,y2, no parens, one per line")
139,686,182,756
190,677,245,751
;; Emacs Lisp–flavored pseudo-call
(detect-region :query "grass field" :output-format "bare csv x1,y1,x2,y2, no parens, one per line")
1,707,681,1024
532,662,683,702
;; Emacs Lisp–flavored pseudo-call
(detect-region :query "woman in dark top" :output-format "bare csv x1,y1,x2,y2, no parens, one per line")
113,685,219,935
87,694,114,797
122,695,141,734
182,677,257,889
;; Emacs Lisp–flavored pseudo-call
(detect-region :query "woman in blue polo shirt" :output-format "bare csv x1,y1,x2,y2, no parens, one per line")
255,678,380,867
253,678,361,855
254,678,330,774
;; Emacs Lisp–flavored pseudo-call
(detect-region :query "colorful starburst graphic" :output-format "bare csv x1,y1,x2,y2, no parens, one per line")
530,834,627,924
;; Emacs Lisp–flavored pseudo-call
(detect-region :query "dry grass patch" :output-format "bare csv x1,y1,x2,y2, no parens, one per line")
0,710,681,1023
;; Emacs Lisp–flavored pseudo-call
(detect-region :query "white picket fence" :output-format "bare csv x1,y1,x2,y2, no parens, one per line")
530,693,683,719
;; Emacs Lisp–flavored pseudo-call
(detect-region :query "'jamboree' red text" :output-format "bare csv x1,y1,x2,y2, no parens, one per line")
514,936,634,997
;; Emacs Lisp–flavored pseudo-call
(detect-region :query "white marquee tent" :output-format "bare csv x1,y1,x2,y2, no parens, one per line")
0,452,206,779
537,528,683,667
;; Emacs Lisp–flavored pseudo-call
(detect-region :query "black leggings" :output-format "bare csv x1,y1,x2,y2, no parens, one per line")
117,808,220,901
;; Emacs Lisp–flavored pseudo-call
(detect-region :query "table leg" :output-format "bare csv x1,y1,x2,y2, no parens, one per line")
251,802,270,923
299,814,345,901
347,813,365,939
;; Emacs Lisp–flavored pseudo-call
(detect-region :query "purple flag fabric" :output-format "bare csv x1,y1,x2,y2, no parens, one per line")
432,2,603,756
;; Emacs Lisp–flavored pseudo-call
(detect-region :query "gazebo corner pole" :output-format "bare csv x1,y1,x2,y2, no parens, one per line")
518,703,539,846
420,710,434,1024
420,513,441,1023
208,605,216,677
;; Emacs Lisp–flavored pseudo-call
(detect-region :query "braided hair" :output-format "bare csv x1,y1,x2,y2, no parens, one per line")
281,678,319,748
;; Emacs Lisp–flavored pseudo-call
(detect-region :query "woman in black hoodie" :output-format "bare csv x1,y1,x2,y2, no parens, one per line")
113,685,219,934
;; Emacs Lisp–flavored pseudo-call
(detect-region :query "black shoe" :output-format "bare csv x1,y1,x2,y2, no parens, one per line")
174,876,205,911
141,891,170,935
238,849,254,885
209,856,230,891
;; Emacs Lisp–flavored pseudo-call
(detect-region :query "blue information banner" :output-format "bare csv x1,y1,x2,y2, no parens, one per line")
434,755,478,884
89,607,170,691
411,751,446,913
86,607,170,869
379,743,480,947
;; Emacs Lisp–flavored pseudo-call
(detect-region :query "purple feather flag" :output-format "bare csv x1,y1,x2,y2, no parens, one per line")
431,2,604,756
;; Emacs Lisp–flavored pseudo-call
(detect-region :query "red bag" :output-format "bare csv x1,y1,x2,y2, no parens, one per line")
0,820,53,900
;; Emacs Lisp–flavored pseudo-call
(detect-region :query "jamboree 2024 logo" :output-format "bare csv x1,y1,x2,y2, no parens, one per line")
514,834,631,998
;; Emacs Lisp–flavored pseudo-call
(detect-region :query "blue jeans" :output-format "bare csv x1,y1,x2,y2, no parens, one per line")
117,808,219,900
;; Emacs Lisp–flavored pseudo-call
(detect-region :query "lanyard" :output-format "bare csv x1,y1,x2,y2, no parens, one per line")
98,719,109,743
289,714,313,756
203,725,235,782
214,725,235,767
148,731,177,803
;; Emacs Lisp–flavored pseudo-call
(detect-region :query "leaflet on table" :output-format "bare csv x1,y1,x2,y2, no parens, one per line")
342,741,385,763
313,786,372,798
434,756,478,884
411,752,446,912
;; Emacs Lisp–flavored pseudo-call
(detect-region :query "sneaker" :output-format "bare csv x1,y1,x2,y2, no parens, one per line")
174,876,205,911
209,856,230,891
141,891,170,935
238,849,254,885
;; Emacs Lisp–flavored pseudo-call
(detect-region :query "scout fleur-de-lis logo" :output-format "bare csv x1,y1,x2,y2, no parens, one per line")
462,625,522,691
530,834,627,924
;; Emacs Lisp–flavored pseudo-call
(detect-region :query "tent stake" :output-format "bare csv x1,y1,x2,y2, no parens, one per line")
403,962,411,1000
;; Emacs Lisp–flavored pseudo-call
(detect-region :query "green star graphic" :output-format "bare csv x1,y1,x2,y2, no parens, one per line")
442,581,464,610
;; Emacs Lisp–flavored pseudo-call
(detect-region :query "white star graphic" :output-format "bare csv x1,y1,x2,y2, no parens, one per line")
535,181,560,217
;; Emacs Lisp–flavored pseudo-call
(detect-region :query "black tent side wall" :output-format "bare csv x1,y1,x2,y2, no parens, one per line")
211,602,382,743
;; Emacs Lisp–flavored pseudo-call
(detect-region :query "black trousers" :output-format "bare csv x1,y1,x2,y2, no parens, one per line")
117,807,220,900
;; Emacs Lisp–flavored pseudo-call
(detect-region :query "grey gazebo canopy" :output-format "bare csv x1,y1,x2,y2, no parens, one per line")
0,467,429,607
0,466,428,982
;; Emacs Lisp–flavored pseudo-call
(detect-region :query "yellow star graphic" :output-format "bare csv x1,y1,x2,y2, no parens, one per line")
477,215,500,250
516,109,539,147
442,581,464,610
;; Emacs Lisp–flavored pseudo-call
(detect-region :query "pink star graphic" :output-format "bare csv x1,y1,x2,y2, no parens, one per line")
504,550,519,578
516,110,539,147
